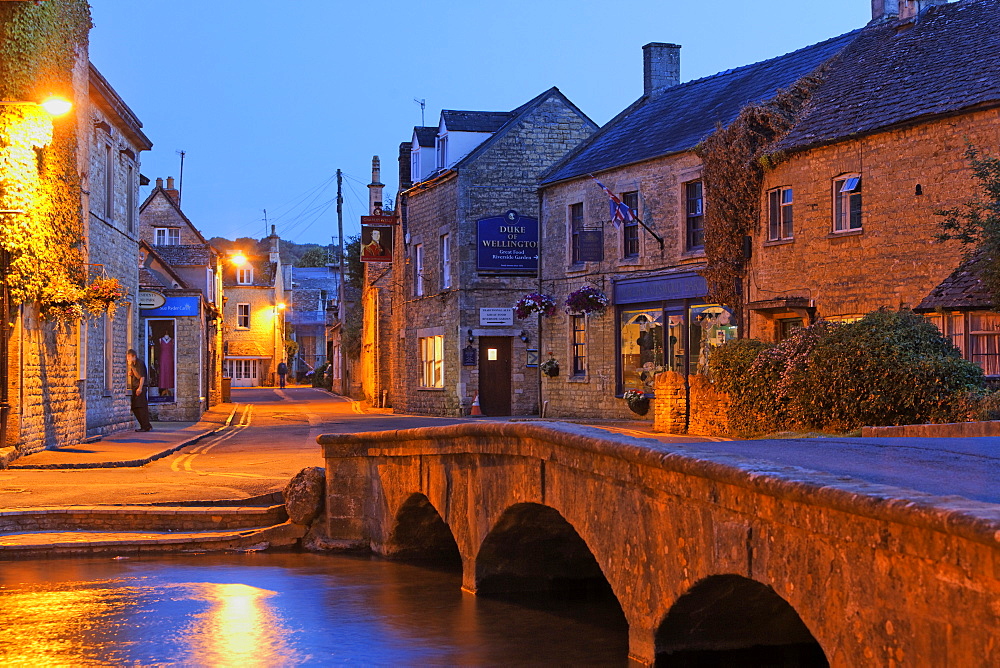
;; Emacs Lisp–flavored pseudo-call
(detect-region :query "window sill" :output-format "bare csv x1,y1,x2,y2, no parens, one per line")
617,257,642,267
763,238,795,247
680,249,706,259
565,264,590,274
567,375,589,383
828,229,863,239
235,327,250,331
417,386,445,391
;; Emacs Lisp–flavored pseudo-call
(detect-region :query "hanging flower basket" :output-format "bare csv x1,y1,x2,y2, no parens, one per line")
513,293,557,320
540,357,560,377
565,285,609,315
623,389,650,416
39,277,86,322
83,277,128,317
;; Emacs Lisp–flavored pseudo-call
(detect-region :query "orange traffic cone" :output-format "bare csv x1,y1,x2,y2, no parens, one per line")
470,393,482,416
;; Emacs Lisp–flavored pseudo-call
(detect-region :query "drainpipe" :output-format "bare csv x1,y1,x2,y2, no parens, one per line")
0,247,10,450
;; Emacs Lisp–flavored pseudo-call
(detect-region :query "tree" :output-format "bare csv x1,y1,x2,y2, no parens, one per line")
295,246,330,267
935,145,1000,306
344,234,363,289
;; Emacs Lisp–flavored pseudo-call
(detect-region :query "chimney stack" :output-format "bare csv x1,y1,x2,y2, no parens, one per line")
643,43,681,97
871,0,899,22
163,176,179,204
368,155,385,214
898,0,948,21
155,177,164,189
269,225,280,263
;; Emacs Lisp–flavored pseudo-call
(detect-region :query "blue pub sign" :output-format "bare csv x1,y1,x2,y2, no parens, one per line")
477,210,539,274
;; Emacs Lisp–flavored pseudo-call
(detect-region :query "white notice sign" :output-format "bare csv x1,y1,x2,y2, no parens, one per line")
480,307,514,327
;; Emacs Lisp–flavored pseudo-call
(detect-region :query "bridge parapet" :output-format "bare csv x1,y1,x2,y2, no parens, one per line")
318,422,1000,665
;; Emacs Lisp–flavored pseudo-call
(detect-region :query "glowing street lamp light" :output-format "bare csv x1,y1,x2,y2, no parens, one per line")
276,303,286,310
230,252,247,266
0,96,73,116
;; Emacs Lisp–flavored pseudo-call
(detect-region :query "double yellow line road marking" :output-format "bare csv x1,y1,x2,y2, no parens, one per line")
171,404,260,475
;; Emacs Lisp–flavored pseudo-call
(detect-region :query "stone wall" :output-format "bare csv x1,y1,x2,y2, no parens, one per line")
687,374,730,436
539,151,705,420
653,371,731,436
653,371,686,434
751,108,1000,339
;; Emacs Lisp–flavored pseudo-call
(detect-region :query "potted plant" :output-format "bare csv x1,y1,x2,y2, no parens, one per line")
39,276,86,322
565,285,609,315
83,276,128,317
540,354,560,377
513,293,557,319
623,388,650,416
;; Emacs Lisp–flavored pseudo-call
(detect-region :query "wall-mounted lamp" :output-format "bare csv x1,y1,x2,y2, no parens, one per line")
277,302,286,310
230,252,247,266
519,330,529,344
467,329,474,345
0,96,73,116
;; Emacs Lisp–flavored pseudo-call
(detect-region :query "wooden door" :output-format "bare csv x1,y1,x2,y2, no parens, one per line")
479,337,512,416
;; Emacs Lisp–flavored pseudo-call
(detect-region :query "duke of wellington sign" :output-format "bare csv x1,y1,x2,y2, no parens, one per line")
477,210,539,275
360,212,395,263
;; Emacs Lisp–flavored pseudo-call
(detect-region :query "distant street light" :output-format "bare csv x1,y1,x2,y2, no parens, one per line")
0,96,73,116
231,252,247,266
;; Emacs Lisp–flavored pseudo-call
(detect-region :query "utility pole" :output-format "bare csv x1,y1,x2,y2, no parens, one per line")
336,169,345,390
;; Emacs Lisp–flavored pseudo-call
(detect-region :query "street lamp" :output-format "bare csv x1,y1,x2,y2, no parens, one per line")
0,96,73,116
230,252,247,266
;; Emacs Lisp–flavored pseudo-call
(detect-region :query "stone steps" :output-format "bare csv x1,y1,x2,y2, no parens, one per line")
0,503,306,557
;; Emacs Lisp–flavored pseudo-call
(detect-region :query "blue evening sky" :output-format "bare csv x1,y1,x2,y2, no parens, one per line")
88,0,871,246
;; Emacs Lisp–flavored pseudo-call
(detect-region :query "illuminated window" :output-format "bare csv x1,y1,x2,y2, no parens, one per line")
236,303,250,329
572,315,586,375
767,187,794,241
155,228,180,246
685,180,704,251
622,191,639,257
237,266,253,285
419,335,443,388
833,175,862,232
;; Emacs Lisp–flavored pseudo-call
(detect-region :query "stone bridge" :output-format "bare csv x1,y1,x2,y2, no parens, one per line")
317,422,1000,665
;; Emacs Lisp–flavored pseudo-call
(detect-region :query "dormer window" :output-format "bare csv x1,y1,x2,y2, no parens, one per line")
155,228,179,245
436,134,448,170
237,266,254,285
411,149,420,183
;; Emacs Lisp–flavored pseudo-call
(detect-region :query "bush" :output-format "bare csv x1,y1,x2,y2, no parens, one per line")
710,309,986,434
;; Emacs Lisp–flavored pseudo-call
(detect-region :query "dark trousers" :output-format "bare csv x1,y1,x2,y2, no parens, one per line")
278,373,286,388
130,389,153,431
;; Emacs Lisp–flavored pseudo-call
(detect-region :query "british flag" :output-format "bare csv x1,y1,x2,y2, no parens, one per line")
591,175,636,228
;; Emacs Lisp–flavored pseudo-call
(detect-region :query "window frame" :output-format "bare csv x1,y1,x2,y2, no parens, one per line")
767,186,794,241
622,191,639,257
236,303,251,329
104,143,114,221
419,334,444,388
833,174,862,233
126,163,135,234
440,233,451,290
684,180,704,251
154,227,180,246
569,202,584,265
571,314,587,376
414,243,424,296
236,266,254,285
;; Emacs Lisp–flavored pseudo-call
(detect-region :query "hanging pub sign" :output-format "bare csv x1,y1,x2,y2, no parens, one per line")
477,210,538,275
360,216,394,263
577,230,604,262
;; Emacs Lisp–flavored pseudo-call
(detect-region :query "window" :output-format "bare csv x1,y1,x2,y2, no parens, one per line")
685,180,704,251
778,317,803,341
236,303,251,329
126,163,135,233
104,143,114,220
411,149,420,183
155,228,180,246
833,175,862,232
569,202,584,264
103,314,113,392
206,267,215,302
572,315,587,376
419,335,444,388
236,266,253,285
440,234,451,289
932,311,1000,377
621,309,666,393
436,134,448,170
767,187,794,241
622,191,639,257
414,243,424,296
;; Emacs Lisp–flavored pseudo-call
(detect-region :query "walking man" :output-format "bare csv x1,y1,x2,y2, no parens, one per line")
126,348,153,432
276,360,288,389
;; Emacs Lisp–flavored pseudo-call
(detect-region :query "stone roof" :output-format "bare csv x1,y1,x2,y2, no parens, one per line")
441,110,513,133
139,267,166,288
290,266,339,293
222,258,276,288
414,126,437,147
916,252,993,311
777,0,1000,153
152,244,213,266
543,31,859,184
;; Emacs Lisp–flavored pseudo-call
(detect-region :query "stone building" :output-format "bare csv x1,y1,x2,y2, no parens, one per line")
536,33,856,420
221,229,286,387
748,0,1000,363
137,178,223,419
82,65,153,437
288,264,339,380
388,88,597,416
359,157,393,406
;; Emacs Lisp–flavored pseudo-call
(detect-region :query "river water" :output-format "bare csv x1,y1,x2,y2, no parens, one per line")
0,552,629,666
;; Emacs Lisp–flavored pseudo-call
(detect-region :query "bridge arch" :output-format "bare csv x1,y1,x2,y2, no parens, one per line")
655,574,828,666
384,493,462,569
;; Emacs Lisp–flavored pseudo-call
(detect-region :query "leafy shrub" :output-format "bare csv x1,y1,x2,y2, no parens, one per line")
710,309,985,434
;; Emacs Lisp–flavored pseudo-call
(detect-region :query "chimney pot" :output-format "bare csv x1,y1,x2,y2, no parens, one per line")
156,177,163,189
872,0,899,22
643,43,681,97
166,176,175,190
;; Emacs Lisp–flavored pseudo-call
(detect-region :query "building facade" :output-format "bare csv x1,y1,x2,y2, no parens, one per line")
289,265,339,380
388,88,597,416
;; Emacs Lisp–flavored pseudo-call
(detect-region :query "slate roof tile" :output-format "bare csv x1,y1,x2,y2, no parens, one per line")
152,244,212,266
441,110,513,133
414,126,437,147
917,252,993,310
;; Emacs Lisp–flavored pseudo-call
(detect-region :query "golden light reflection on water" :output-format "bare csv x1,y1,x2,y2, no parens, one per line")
180,582,296,667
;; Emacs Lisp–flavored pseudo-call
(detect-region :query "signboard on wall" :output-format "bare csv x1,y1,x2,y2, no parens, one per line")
477,210,538,274
480,307,514,327
142,296,200,317
138,290,166,310
360,221,394,263
577,230,603,262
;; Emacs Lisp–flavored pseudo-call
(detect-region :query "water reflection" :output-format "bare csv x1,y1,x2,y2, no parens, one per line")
0,553,628,666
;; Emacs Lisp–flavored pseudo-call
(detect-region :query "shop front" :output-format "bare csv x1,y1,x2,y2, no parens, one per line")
139,292,208,421
614,272,737,395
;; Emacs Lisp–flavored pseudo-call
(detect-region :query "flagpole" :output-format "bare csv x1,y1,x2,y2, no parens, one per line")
633,214,664,249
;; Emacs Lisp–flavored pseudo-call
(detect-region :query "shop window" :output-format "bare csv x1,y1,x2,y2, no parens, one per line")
569,202,584,264
620,309,667,393
970,312,1000,376
685,180,704,251
833,174,862,232
420,334,443,388
778,317,803,341
622,191,639,257
571,315,587,376
147,319,176,403
236,303,250,329
767,187,794,241
690,305,738,375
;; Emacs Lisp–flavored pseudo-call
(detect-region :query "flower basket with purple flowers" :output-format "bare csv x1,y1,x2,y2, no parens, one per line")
564,286,609,315
513,293,557,320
